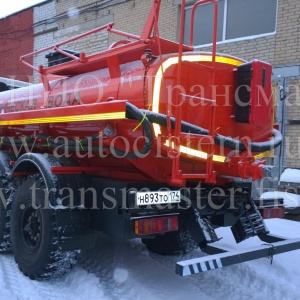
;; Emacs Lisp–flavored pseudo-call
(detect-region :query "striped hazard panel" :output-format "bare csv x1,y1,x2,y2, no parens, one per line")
176,257,223,276
176,237,300,277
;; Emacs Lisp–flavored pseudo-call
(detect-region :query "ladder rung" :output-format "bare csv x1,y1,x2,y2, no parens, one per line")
181,174,208,179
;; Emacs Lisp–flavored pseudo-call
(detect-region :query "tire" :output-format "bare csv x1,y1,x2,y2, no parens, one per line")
0,152,16,253
0,178,14,253
10,175,77,280
142,226,197,255
0,177,15,253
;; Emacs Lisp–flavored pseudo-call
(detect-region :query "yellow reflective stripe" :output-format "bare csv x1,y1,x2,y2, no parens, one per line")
200,55,243,66
165,141,269,163
216,56,243,66
165,141,226,163
152,54,243,137
254,151,271,159
179,144,226,162
0,112,125,126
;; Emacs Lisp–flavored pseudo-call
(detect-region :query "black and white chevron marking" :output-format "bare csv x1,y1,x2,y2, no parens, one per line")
176,237,300,277
177,258,223,276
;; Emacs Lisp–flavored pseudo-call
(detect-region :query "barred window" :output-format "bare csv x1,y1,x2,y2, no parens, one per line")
181,0,278,46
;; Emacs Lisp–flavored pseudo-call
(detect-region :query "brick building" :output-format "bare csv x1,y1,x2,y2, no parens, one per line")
0,0,299,179
0,8,34,82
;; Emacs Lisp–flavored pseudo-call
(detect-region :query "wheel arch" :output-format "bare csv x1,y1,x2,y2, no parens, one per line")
11,153,57,202
11,153,91,207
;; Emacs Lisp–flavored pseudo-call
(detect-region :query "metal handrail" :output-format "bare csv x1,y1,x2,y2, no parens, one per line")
19,22,143,74
171,0,218,185
189,0,218,64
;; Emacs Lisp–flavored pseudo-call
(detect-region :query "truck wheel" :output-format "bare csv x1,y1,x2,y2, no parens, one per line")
10,175,77,280
142,227,197,255
0,152,16,253
0,177,13,253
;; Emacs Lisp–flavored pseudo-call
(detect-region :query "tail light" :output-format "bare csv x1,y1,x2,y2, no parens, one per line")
134,215,178,235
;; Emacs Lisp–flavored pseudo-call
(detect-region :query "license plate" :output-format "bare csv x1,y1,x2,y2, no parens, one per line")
136,190,180,206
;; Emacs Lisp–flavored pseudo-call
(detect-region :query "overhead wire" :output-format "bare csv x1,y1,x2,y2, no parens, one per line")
0,0,130,41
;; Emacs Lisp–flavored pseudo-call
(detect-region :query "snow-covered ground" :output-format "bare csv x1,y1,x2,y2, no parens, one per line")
1,218,300,300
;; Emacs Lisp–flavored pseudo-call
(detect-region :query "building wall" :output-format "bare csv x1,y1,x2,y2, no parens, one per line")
282,76,300,168
0,9,34,82
275,0,300,168
30,0,178,82
2,0,298,82
108,0,177,44
53,0,177,52
30,1,299,71
274,0,300,67
202,35,276,65
33,0,57,83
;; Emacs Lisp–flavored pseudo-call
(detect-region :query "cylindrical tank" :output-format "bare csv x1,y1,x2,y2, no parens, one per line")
0,51,276,185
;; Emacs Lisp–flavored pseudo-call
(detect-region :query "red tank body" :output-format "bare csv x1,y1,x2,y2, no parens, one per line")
0,0,278,187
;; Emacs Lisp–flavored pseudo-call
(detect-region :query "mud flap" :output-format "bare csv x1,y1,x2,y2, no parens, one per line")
56,209,96,251
184,207,219,249
231,199,268,243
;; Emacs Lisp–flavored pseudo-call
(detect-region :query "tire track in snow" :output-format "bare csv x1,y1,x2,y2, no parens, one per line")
0,219,299,300
0,253,108,300
0,253,63,300
78,226,300,300
78,233,213,300
146,226,300,300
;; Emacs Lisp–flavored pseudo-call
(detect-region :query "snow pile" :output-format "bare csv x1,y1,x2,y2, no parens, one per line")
113,268,129,284
260,168,300,209
280,168,300,183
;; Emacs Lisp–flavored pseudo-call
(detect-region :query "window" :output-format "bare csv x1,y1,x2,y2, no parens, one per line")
182,0,278,46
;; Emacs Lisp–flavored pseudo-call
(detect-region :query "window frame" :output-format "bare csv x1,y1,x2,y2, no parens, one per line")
181,0,278,48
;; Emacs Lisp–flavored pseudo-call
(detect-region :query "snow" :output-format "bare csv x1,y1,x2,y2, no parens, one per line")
1,218,300,300
280,168,300,183
259,168,300,209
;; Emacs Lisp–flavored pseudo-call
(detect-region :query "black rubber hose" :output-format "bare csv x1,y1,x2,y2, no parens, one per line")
1,104,281,156
110,102,153,158
137,109,282,153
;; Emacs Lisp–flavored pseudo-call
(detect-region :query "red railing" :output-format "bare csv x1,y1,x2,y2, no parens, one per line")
19,22,143,73
170,94,217,185
171,0,218,185
189,0,218,63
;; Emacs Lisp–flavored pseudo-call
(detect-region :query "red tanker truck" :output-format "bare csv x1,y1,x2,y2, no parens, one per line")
0,0,299,280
